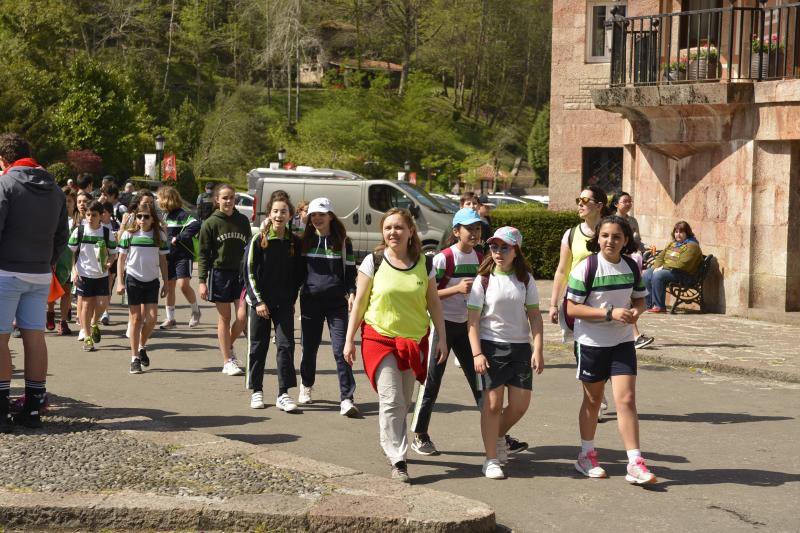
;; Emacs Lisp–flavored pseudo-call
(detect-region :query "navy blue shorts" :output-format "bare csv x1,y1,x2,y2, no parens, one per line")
208,269,242,303
575,342,637,383
126,277,160,306
167,257,193,280
76,276,110,298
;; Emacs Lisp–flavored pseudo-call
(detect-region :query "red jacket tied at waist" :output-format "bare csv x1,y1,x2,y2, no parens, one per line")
360,323,429,391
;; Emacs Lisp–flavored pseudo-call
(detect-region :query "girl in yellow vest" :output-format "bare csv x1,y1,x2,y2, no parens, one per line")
344,208,448,483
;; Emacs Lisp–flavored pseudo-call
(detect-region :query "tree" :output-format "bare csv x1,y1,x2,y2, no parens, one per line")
527,104,549,185
51,55,152,176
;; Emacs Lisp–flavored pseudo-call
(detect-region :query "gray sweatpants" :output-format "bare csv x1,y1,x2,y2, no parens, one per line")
376,355,417,465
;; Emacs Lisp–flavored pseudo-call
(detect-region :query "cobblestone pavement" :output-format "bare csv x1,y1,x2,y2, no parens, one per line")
0,407,330,500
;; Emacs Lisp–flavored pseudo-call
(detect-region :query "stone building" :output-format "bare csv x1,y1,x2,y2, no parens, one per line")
549,0,800,317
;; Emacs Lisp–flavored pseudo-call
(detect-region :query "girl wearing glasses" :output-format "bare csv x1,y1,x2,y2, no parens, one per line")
116,202,169,374
467,227,544,480
549,185,612,328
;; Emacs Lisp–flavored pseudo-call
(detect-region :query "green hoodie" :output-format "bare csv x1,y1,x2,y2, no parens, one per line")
197,209,252,282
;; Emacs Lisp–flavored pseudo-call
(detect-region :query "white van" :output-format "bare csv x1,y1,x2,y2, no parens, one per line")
247,167,455,259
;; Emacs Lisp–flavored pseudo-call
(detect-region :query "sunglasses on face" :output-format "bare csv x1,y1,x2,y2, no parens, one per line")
575,197,597,206
136,214,151,220
489,244,511,254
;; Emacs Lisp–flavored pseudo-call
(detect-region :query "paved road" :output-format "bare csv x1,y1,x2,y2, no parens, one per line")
12,293,800,532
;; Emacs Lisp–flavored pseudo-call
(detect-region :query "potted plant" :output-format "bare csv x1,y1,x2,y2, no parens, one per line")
750,33,785,79
663,60,688,82
686,43,719,81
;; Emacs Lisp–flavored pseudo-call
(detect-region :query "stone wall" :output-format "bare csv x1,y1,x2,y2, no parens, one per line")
549,0,661,211
601,81,800,314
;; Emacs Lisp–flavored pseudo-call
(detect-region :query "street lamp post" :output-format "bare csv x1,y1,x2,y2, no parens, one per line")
155,134,165,180
278,147,286,169
401,160,411,181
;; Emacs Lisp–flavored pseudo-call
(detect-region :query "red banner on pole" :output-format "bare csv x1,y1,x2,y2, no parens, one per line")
162,153,177,181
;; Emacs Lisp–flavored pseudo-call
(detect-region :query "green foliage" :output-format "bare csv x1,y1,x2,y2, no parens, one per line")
47,162,72,185
192,85,271,185
491,206,579,279
51,55,152,177
527,104,549,185
172,158,199,203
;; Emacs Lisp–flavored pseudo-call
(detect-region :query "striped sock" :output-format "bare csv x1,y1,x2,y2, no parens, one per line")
0,380,10,404
24,379,46,407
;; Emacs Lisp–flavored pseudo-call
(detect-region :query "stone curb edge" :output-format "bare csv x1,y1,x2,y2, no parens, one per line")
0,422,496,532
637,352,800,384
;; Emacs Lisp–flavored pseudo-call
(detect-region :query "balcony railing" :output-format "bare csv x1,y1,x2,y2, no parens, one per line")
609,2,800,87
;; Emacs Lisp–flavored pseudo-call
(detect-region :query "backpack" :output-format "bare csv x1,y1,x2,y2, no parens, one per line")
175,213,201,261
562,253,641,331
436,246,484,290
197,192,215,221
73,224,111,270
372,251,433,279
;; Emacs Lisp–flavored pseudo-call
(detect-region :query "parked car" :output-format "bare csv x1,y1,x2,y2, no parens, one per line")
247,167,453,259
429,193,460,213
235,192,254,222
487,193,544,208
522,194,550,206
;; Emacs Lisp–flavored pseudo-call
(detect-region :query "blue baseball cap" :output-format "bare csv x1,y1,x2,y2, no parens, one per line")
452,207,482,228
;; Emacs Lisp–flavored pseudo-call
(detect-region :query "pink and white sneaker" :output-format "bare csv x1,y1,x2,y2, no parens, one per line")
625,456,657,485
575,449,607,478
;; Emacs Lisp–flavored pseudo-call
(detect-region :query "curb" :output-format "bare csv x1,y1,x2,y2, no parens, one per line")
0,422,495,532
636,352,800,384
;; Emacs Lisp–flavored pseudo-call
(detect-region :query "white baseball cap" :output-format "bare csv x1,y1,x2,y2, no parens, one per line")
308,197,334,215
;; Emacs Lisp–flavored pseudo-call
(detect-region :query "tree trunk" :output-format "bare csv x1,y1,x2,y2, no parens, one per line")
162,0,176,96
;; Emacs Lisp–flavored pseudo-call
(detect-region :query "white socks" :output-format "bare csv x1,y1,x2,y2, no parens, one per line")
190,302,200,313
626,449,642,464
166,306,175,321
581,440,595,454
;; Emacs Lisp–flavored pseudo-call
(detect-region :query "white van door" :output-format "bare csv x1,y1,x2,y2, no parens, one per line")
363,182,416,256
305,181,363,253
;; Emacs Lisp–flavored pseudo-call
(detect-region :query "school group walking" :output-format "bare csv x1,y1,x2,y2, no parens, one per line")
0,133,659,486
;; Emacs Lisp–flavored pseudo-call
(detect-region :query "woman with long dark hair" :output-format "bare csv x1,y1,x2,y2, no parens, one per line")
298,198,358,416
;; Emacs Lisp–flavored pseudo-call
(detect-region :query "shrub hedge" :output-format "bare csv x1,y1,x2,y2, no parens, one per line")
491,206,580,279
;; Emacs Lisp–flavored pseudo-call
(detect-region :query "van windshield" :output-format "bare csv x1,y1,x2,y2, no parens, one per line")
395,182,453,214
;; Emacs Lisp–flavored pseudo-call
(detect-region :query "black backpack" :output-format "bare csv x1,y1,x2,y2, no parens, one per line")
197,192,215,221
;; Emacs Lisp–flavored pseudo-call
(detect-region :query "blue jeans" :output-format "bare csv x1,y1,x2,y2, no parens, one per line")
643,268,694,309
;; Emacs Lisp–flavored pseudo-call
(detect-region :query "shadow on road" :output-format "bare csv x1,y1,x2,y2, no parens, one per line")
638,412,794,424
222,432,301,445
642,466,800,490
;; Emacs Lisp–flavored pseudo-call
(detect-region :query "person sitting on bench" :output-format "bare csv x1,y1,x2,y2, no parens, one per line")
643,221,703,313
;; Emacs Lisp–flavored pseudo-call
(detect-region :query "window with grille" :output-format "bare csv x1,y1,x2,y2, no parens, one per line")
582,148,623,194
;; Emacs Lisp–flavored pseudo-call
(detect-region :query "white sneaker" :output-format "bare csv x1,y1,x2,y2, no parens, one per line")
298,385,313,405
340,398,359,417
250,391,265,409
188,309,201,328
276,393,297,412
77,330,85,341
222,360,244,376
496,436,509,465
599,393,608,421
482,458,506,479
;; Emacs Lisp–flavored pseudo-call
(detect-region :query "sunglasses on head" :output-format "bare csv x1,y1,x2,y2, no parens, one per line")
136,214,151,220
489,243,511,254
575,196,597,206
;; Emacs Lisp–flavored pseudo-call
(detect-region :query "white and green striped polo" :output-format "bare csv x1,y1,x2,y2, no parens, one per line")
118,230,169,282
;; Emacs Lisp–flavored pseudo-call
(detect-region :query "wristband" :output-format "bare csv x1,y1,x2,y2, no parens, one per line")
473,353,484,358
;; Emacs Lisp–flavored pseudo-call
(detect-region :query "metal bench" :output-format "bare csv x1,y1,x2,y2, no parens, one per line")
665,254,714,314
